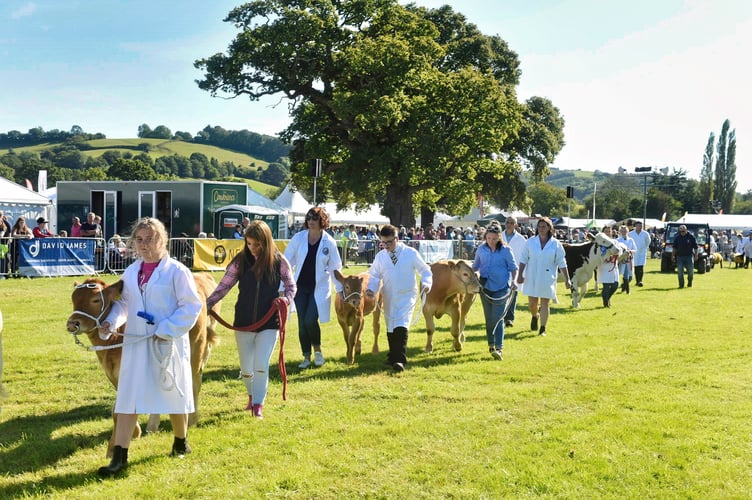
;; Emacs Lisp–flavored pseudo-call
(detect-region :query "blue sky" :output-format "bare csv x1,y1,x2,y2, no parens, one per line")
2,0,751,192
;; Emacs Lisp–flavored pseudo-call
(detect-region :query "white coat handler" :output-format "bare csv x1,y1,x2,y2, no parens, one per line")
97,217,203,477
365,224,432,372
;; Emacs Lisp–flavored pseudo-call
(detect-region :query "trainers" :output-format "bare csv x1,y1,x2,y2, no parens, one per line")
530,315,538,331
392,362,405,372
298,358,311,369
504,320,513,328
491,349,503,360
314,351,325,367
539,326,546,337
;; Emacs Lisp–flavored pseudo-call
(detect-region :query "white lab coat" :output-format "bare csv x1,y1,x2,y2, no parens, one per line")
284,230,343,323
104,256,202,415
367,242,432,331
518,235,567,302
628,229,652,266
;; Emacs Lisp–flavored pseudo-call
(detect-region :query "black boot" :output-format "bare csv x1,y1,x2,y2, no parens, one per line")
171,436,192,458
392,327,408,371
625,279,630,294
385,331,397,366
98,445,128,477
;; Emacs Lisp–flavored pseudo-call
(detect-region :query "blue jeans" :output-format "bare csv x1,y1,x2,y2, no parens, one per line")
294,289,321,356
676,255,694,287
601,282,618,306
481,288,508,351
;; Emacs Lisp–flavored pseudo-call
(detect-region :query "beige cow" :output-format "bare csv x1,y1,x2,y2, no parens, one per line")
66,274,220,457
333,270,382,364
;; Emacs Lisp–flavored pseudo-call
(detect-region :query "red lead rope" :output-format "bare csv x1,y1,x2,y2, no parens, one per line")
209,297,289,400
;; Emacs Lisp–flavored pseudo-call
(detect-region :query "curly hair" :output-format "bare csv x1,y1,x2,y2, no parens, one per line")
303,206,330,230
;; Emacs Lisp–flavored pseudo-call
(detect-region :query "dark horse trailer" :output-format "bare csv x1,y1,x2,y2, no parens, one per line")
56,180,248,240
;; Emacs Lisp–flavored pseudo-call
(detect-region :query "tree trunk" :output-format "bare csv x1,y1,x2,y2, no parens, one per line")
383,183,415,228
420,206,434,229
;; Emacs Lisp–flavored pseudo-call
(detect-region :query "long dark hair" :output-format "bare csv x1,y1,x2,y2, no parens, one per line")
235,220,280,284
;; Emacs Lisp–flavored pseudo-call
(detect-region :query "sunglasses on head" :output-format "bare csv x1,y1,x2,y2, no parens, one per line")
486,225,501,233
305,213,320,221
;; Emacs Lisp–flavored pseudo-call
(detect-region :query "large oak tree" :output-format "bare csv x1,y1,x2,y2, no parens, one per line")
196,0,564,226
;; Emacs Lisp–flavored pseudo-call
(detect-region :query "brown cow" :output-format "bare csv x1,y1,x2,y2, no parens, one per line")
422,259,481,352
65,274,220,457
333,270,382,364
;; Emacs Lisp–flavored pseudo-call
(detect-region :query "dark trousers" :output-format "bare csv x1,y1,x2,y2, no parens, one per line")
601,282,618,306
634,265,644,284
387,327,408,365
294,289,321,356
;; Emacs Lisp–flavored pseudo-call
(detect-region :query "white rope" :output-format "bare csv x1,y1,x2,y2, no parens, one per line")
150,337,184,397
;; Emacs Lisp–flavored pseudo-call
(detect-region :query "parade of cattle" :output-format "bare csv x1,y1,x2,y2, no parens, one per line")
1,206,751,479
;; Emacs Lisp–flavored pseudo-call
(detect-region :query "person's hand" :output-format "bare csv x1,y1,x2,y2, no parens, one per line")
566,280,572,290
510,282,518,291
516,276,525,284
365,289,375,299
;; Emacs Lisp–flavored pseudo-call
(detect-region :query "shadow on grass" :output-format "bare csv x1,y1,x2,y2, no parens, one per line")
0,403,111,478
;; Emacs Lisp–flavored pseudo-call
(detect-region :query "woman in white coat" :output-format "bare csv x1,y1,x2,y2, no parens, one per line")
97,218,203,477
284,207,342,368
516,217,571,337
366,225,432,372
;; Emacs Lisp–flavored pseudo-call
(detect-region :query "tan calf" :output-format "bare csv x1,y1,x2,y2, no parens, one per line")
422,260,481,352
333,270,382,364
66,274,220,457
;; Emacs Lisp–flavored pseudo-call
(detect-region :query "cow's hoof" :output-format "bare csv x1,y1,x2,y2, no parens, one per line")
424,346,433,353
452,342,462,352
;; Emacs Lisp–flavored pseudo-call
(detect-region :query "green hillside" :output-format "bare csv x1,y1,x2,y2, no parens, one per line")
13,138,269,169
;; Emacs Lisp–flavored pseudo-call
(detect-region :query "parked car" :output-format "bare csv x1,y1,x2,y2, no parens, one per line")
660,222,712,274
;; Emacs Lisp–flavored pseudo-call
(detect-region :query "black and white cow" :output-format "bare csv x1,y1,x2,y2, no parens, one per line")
563,233,622,307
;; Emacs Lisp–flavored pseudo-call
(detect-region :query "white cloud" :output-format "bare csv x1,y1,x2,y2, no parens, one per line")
11,2,37,19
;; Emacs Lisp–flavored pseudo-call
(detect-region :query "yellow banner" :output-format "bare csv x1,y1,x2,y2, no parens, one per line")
193,239,289,271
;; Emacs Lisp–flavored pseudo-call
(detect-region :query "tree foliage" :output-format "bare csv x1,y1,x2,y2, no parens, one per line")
714,119,737,213
107,158,158,181
195,0,564,226
699,133,714,212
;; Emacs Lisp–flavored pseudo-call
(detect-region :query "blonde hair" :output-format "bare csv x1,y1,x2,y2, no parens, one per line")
129,217,168,259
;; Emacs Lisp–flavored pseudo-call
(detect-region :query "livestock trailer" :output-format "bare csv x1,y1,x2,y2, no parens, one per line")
56,180,248,240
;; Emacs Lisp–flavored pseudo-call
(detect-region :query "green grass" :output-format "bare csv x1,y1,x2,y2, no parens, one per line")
0,260,750,498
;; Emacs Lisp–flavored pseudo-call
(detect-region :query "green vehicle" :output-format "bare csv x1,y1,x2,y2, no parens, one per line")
660,222,712,274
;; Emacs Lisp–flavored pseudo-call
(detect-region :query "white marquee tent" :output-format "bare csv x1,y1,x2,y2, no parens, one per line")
0,176,52,224
674,213,752,232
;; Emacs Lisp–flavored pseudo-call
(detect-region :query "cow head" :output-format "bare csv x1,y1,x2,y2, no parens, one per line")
66,278,124,334
452,260,482,294
593,232,622,261
334,270,367,310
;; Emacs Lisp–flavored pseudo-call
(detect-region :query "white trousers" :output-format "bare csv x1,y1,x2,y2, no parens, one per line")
235,328,278,405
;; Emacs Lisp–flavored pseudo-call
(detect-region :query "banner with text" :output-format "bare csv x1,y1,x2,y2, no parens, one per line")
192,239,289,271
18,238,96,277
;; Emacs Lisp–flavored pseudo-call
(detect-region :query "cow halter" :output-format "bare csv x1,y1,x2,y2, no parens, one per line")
70,282,108,332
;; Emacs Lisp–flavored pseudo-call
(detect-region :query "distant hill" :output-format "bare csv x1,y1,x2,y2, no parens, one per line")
544,168,612,201
6,137,281,198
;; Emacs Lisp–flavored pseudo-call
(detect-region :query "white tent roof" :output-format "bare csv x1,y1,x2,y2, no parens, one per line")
0,176,52,208
247,188,287,212
323,202,390,226
274,185,312,215
674,213,752,231
214,204,285,216
0,176,52,223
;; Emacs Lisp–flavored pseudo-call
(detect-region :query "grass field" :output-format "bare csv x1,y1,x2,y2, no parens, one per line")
0,259,750,498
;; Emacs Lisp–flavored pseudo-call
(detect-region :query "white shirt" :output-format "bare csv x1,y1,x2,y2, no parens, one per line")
628,228,652,266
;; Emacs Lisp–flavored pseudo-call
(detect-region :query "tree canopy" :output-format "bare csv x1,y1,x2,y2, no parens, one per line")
195,0,565,226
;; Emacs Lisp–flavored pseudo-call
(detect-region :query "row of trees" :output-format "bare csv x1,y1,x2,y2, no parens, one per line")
137,124,290,163
0,126,105,148
0,147,290,189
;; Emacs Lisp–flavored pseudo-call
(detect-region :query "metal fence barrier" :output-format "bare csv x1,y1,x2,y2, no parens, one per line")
0,237,484,279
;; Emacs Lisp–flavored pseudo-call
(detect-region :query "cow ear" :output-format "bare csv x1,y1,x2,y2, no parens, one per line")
333,269,345,283
73,281,80,287
109,280,124,297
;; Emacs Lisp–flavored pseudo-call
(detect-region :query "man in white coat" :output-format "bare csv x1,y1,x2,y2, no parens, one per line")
501,216,526,327
628,221,652,287
366,224,432,372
